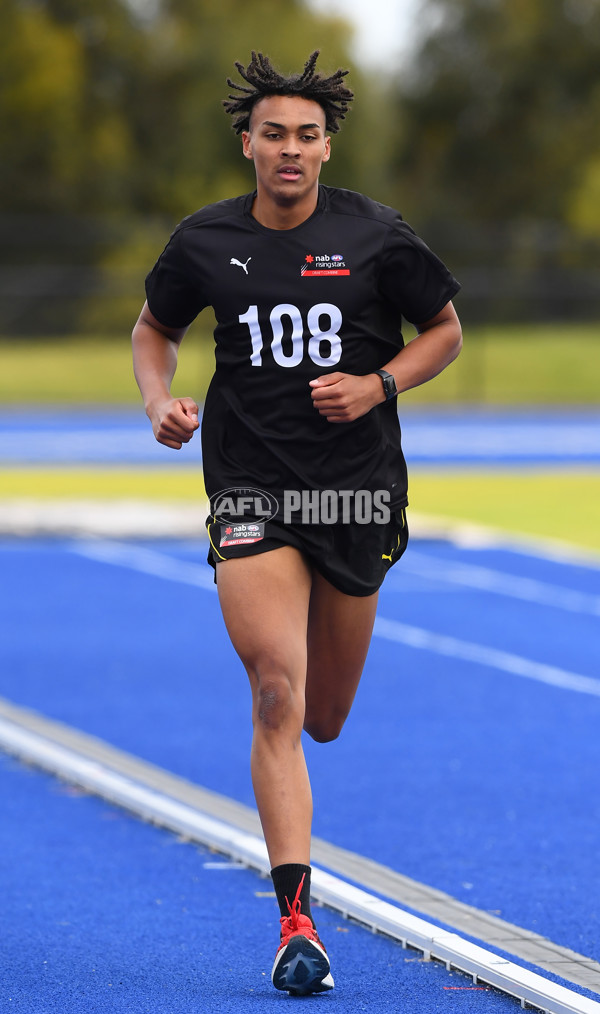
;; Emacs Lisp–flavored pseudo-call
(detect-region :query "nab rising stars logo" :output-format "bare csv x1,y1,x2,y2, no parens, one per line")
301,253,350,277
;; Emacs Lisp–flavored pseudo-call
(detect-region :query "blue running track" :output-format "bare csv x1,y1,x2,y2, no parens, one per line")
1,532,599,1010
2,406,599,1009
1,407,600,465
1,751,521,1013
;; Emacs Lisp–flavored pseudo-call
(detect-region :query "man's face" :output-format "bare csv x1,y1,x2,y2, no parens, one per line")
242,95,331,207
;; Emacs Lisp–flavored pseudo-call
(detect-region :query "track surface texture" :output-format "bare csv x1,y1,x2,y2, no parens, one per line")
1,533,599,1010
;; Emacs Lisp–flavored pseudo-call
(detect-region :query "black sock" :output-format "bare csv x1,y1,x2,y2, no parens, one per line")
271,863,314,927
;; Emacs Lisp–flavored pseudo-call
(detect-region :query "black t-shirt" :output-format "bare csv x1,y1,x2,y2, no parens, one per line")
145,185,460,520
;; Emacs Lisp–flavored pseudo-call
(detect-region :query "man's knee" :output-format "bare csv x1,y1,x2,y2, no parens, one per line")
248,662,302,732
303,709,347,743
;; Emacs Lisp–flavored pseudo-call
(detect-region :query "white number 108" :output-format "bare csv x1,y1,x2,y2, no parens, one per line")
238,303,343,368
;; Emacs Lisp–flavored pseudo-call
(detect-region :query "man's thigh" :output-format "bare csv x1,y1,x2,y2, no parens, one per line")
215,545,312,680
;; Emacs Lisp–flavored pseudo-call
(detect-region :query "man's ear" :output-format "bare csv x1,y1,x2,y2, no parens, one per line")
242,131,253,160
322,136,331,163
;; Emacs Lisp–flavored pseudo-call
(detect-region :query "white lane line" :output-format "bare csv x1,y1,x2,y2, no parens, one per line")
374,618,600,698
202,861,247,870
1,713,598,1014
73,539,217,591
400,551,600,617
72,540,600,698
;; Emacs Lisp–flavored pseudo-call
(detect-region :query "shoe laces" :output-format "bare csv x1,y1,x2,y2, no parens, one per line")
279,873,318,945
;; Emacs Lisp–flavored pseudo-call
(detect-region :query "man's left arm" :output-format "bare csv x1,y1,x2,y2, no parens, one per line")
310,301,462,423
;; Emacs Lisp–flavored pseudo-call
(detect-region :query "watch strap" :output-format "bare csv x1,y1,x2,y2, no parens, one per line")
374,369,398,400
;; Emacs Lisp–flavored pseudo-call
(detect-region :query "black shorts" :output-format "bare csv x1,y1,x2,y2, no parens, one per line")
206,508,408,597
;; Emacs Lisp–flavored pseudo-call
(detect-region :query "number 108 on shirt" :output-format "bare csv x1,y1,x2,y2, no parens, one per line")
239,302,342,368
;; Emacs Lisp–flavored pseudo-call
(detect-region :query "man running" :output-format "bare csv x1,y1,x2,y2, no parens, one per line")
132,50,462,995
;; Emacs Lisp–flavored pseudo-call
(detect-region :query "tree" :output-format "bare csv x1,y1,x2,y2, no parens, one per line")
0,0,383,218
0,0,147,213
391,0,600,240
0,0,392,332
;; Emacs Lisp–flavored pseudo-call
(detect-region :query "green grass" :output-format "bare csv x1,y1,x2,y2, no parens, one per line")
1,328,215,405
409,469,600,551
402,322,600,404
2,321,599,404
0,467,206,501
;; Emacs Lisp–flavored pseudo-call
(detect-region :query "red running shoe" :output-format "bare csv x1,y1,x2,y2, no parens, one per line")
271,873,334,995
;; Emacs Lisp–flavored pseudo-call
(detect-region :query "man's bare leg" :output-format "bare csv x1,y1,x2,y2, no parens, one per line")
216,551,375,996
304,570,378,743
215,546,313,866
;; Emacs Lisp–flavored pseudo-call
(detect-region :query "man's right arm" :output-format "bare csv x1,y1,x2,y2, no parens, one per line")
132,301,199,449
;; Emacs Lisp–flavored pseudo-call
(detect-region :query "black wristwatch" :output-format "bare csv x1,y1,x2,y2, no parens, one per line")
373,369,398,401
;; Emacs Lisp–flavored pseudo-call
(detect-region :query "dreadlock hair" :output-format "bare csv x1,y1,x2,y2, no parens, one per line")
223,50,354,135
